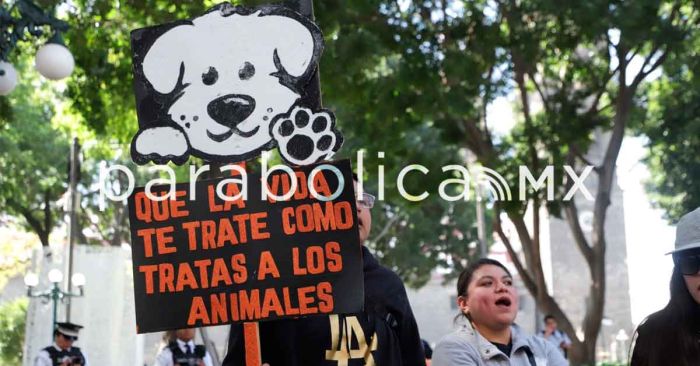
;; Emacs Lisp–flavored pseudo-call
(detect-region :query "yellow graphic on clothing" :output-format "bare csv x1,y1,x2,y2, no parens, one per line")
325,314,378,365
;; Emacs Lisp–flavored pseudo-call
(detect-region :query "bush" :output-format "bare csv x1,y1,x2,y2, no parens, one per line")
0,298,28,366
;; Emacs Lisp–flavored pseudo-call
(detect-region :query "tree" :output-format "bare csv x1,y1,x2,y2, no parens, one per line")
314,0,697,364
0,298,27,366
0,56,70,247
39,1,697,363
64,0,213,142
53,0,484,286
0,1,218,249
638,28,700,221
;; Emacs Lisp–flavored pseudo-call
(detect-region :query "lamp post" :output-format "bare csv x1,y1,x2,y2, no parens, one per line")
24,269,85,342
601,316,614,361
615,329,630,362
0,0,74,95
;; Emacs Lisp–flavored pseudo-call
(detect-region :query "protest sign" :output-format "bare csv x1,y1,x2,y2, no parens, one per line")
128,159,362,333
129,2,342,166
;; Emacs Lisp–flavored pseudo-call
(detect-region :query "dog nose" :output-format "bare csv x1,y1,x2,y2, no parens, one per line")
207,94,256,128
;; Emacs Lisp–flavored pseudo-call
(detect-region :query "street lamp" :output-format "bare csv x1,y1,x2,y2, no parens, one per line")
601,316,614,361
0,0,74,95
24,269,85,342
615,329,630,362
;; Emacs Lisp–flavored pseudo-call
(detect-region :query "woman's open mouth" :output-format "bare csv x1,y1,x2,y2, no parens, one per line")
495,296,512,308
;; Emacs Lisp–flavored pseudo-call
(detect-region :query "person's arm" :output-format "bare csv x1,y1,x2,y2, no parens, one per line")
34,350,52,366
431,336,479,366
153,347,174,366
202,351,214,366
560,331,572,349
542,339,569,366
396,283,426,366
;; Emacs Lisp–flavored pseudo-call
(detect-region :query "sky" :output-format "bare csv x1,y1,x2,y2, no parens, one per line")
618,136,675,325
487,94,675,326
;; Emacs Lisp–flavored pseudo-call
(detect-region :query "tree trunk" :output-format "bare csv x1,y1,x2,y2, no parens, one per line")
569,343,595,366
38,228,50,247
8,196,52,247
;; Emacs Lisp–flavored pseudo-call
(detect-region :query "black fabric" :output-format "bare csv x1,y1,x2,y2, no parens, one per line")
222,246,426,366
43,346,85,366
421,340,432,359
522,346,537,366
168,341,206,365
490,341,512,357
631,312,700,366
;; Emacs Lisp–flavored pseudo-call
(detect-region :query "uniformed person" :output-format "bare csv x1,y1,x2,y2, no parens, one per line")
154,328,213,366
35,322,88,366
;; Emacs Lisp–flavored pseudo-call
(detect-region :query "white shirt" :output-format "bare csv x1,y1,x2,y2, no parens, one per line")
34,344,89,366
154,339,213,366
538,329,572,357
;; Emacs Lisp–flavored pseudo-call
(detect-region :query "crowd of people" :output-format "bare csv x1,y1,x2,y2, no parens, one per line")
34,181,700,365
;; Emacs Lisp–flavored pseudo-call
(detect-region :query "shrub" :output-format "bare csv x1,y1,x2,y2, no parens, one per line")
0,298,28,366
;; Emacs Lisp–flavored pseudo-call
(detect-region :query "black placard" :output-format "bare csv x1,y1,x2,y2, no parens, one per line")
128,159,362,333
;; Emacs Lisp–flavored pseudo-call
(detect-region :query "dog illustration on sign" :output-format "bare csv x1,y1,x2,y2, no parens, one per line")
130,3,342,166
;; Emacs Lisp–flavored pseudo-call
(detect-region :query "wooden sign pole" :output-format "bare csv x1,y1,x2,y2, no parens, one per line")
244,322,262,366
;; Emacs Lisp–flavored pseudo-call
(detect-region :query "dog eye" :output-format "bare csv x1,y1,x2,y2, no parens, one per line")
202,67,218,86
238,62,255,80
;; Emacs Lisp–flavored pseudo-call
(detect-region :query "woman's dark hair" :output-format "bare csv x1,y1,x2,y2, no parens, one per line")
631,251,700,365
454,258,512,322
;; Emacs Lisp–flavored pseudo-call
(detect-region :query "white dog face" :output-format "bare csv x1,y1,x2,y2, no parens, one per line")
131,5,323,163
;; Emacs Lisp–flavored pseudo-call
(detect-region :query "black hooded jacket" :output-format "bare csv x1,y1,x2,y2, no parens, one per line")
222,246,426,366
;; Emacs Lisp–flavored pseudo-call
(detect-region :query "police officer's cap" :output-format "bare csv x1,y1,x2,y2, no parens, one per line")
56,322,83,340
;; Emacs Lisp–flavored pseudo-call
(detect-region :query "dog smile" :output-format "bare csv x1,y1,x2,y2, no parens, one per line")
207,125,260,142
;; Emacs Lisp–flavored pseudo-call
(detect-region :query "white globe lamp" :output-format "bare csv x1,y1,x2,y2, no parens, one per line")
24,272,39,287
35,43,74,80
71,273,86,287
0,61,18,95
48,269,64,284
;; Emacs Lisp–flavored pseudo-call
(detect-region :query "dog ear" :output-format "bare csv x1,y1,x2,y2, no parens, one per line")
142,25,193,94
265,14,322,81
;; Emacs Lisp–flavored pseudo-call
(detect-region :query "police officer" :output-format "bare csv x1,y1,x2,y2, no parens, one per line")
154,328,213,366
35,322,88,366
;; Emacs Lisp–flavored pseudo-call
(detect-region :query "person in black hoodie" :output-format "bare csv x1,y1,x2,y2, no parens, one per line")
222,176,426,366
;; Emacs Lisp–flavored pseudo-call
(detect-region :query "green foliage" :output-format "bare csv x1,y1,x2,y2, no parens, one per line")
0,3,693,364
48,0,485,286
0,225,33,290
0,298,28,366
638,31,700,221
42,0,694,290
311,1,696,363
0,0,695,318
0,55,70,246
63,0,222,142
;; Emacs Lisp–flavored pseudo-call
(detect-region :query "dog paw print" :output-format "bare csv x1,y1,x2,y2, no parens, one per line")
271,105,341,166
